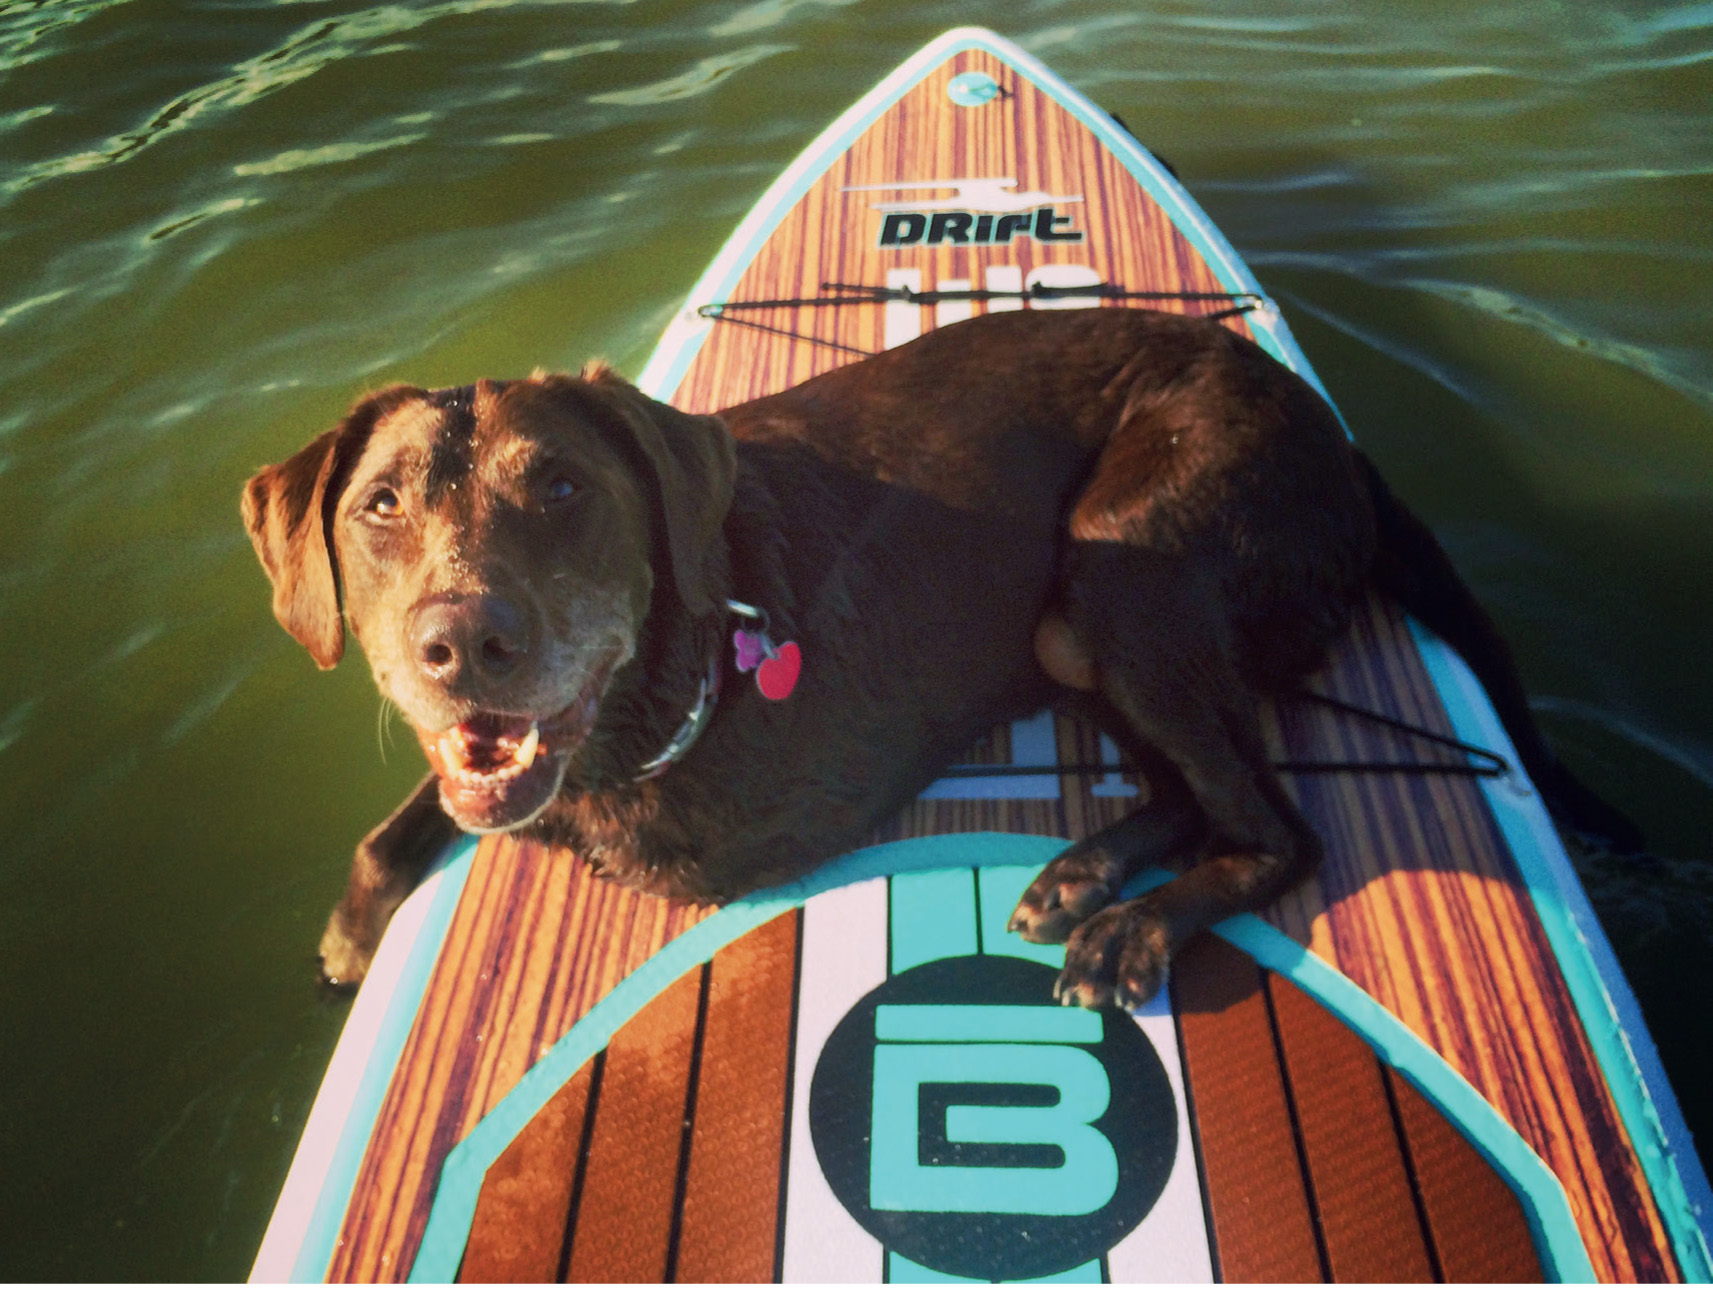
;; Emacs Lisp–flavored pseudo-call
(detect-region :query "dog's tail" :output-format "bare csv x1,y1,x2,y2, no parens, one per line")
1358,450,1645,854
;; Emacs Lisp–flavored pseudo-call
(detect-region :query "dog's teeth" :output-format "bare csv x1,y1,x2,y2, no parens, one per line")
516,722,540,770
439,730,465,771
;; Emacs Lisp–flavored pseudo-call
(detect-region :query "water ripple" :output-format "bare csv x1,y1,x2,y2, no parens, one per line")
0,0,129,70
232,131,425,176
148,196,259,242
504,38,622,69
0,697,37,755
587,43,792,105
708,0,856,39
1257,251,1713,408
1271,288,1499,413
1411,279,1713,405
2,0,634,193
1535,696,1713,793
1631,0,1713,39
4,10,412,191
0,286,74,327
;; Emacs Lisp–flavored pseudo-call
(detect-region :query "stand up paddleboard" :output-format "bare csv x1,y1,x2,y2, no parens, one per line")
252,28,1710,1283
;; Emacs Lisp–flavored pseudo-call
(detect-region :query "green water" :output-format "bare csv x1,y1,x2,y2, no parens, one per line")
0,0,1708,1278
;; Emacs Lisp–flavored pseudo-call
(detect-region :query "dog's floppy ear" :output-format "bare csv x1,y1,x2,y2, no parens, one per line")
241,387,423,668
574,364,737,617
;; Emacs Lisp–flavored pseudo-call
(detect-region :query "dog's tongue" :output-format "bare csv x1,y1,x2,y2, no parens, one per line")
437,713,541,778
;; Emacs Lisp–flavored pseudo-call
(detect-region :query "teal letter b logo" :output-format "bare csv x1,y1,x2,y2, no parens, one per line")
869,1031,1119,1215
807,956,1176,1281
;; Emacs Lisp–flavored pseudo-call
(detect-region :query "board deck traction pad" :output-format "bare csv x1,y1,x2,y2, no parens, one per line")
252,26,1712,1285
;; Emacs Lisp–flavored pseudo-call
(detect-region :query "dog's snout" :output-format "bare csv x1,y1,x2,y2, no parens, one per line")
410,595,530,688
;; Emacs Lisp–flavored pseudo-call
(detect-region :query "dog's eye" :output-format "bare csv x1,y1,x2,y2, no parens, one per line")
365,487,401,517
544,477,575,503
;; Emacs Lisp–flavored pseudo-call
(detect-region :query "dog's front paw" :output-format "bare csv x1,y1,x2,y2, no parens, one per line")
1053,897,1171,1012
317,908,376,991
1008,847,1124,943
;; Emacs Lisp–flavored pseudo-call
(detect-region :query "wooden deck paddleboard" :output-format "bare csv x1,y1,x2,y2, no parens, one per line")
252,28,1711,1283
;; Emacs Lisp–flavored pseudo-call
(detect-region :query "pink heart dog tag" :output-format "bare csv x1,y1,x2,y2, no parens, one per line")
755,640,801,701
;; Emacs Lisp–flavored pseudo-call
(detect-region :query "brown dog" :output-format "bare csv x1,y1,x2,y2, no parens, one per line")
244,308,1633,1004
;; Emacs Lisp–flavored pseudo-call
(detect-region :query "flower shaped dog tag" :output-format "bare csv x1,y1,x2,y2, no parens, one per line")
733,628,768,674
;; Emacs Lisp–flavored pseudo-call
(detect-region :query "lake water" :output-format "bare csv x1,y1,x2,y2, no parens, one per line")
1,0,1708,1278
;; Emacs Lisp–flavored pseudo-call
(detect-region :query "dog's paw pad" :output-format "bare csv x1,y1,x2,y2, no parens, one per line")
1112,956,1168,1012
1054,899,1171,1011
1009,858,1120,944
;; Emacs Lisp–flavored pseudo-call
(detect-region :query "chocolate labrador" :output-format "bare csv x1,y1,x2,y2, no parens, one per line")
243,308,1634,1005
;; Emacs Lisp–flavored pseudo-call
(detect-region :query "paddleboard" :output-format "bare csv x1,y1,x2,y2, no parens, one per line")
251,28,1710,1283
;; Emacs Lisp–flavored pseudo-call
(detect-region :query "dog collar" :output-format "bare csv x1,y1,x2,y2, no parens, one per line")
632,652,721,782
631,599,801,783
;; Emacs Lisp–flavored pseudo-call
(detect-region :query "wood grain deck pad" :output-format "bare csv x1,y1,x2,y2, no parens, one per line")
1172,931,1546,1283
1171,934,1325,1282
1386,1068,1546,1284
1268,595,1674,1280
674,909,799,1282
451,890,1550,1283
454,912,800,1285
325,837,712,1281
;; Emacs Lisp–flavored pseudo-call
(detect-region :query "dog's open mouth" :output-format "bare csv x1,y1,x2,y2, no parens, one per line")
421,712,567,832
416,665,612,833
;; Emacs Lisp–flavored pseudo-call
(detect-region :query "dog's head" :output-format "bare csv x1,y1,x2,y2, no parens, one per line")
243,367,735,833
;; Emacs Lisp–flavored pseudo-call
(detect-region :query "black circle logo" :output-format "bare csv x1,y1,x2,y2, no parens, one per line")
807,955,1177,1281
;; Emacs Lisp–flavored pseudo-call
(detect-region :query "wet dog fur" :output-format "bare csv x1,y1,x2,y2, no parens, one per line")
243,308,1636,1003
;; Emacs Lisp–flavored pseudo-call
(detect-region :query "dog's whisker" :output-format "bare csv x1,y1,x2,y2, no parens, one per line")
376,696,401,762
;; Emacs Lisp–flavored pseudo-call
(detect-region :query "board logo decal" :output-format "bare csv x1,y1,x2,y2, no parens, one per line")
846,179,1086,247
807,954,1177,1281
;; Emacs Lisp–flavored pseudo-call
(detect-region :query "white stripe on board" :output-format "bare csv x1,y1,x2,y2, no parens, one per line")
935,277,974,329
985,263,1024,311
780,877,889,1282
1027,262,1103,309
1106,979,1215,1283
883,268,924,349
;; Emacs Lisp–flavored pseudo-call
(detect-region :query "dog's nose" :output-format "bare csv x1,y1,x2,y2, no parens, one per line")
410,595,529,687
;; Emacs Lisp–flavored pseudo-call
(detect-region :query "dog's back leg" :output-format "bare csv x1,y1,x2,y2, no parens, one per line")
1015,543,1323,1009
